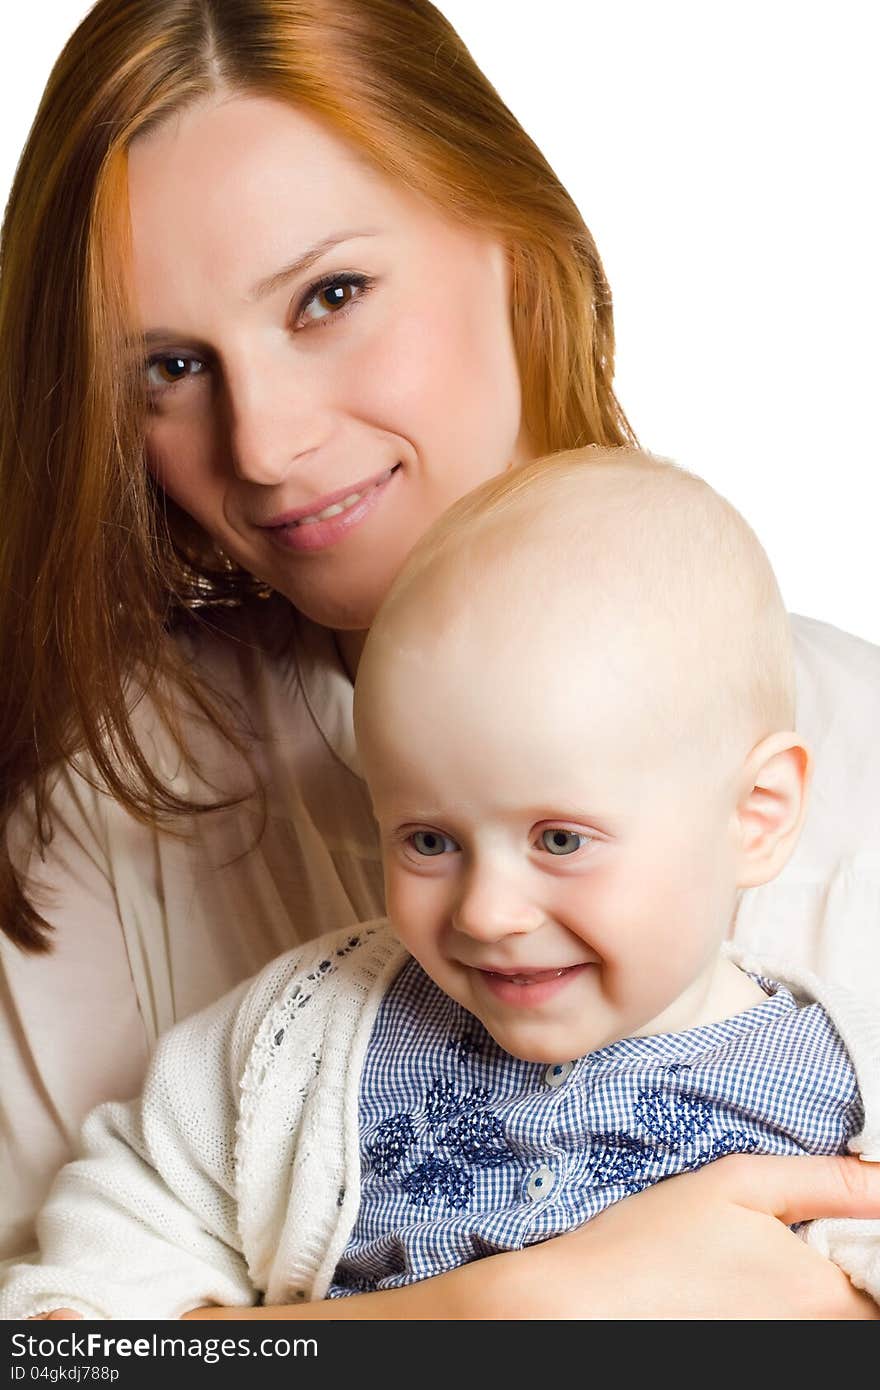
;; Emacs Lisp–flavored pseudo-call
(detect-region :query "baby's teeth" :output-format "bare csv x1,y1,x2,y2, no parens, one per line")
505,969,566,984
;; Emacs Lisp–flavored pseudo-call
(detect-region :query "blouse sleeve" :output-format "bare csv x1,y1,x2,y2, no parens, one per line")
1,765,152,1265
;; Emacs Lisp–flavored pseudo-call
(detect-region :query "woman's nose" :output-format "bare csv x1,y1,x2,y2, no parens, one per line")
451,864,545,943
224,359,325,486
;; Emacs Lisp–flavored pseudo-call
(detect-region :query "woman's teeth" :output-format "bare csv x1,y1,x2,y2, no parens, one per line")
293,467,395,527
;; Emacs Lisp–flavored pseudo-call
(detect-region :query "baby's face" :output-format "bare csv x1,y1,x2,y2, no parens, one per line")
357,587,743,1064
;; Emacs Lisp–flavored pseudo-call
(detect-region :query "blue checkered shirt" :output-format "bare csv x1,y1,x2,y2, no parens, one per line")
329,955,863,1296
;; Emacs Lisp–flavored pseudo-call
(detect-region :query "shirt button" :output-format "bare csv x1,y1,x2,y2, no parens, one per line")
544,1061,574,1088
526,1164,555,1201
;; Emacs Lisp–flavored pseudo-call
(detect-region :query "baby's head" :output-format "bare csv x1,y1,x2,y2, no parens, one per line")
354,448,810,1062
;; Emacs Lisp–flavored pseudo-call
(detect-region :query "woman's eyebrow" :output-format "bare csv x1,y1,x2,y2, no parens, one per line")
138,230,383,347
249,229,380,302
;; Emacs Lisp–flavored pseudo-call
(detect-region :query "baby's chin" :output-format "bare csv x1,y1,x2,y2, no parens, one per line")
478,1021,595,1067
477,1004,646,1064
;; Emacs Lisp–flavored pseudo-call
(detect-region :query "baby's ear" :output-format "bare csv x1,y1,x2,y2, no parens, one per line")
733,732,812,889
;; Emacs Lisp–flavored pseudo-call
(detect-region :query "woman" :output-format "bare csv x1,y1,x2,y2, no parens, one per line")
2,0,879,1317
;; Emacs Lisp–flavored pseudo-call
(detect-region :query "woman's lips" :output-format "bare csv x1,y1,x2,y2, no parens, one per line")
477,963,590,1008
261,463,401,554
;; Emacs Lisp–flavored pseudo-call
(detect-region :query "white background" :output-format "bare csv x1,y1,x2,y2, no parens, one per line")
2,2,877,643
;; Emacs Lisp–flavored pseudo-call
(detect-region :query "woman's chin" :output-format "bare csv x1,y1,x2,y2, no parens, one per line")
270,582,383,636
270,561,403,634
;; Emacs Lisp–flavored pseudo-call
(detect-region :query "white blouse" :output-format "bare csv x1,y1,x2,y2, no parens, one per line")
2,600,879,1262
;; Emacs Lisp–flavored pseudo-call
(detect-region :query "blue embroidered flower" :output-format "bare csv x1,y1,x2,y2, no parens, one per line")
365,1070,513,1210
367,1114,416,1177
589,1133,655,1194
401,1155,474,1209
588,1068,759,1193
444,1109,510,1167
634,1088,712,1146
708,1130,759,1161
423,1079,487,1128
446,1030,483,1063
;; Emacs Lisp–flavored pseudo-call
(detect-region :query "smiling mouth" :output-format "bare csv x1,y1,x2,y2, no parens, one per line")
269,463,401,529
483,967,575,986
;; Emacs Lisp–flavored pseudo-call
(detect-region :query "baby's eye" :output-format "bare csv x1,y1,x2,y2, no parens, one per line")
297,273,371,327
540,829,591,856
146,355,206,391
409,830,459,857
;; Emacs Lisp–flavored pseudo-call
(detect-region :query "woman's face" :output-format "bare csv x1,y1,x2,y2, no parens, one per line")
128,93,531,631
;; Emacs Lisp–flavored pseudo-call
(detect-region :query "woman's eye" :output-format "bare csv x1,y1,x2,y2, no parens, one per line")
296,274,370,327
146,356,205,391
409,830,459,857
540,829,591,856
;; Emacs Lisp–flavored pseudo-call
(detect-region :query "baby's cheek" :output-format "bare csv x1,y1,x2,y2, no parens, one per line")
384,866,445,951
555,863,632,954
578,869,694,980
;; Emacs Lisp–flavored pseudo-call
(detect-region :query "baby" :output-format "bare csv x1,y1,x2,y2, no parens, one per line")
3,448,878,1319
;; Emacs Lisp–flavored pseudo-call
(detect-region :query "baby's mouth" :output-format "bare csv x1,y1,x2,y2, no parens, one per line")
483,967,573,986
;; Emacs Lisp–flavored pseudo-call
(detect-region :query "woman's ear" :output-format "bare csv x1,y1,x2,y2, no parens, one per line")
734,732,812,889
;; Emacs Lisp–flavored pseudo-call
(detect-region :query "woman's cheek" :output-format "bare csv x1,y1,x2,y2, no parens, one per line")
350,284,521,488
356,303,441,414
145,416,210,504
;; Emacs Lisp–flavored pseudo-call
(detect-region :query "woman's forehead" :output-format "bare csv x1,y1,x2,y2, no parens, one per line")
129,95,380,239
125,91,488,326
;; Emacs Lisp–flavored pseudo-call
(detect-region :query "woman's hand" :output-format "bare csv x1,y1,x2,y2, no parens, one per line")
506,1153,880,1320
185,1154,880,1320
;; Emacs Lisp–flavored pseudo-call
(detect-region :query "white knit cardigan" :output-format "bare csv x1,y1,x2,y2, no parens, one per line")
2,921,879,1320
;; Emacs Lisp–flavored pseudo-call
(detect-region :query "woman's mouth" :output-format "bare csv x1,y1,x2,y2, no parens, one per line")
262,463,401,553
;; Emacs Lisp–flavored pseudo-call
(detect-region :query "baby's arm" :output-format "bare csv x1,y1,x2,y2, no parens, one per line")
0,980,257,1321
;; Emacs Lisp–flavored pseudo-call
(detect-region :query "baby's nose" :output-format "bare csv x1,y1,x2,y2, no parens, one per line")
452,868,544,941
